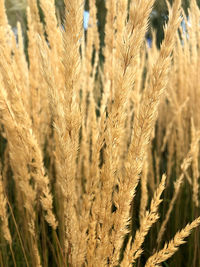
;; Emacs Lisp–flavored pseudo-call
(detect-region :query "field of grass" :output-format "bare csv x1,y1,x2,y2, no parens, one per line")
0,0,200,266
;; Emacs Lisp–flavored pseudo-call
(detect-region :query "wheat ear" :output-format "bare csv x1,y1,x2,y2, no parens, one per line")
110,0,181,264
122,174,166,266
146,216,200,267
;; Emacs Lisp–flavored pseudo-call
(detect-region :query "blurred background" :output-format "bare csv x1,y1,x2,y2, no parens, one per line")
5,0,200,49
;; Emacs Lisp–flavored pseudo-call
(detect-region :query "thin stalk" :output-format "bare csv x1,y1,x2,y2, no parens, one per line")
6,195,30,267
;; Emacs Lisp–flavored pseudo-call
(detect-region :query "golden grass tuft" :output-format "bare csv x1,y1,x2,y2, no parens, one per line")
0,0,200,266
